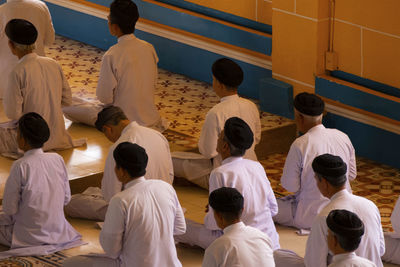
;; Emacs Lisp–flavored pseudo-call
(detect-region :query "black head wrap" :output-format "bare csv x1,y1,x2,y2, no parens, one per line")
294,92,324,116
113,142,148,177
209,187,244,213
212,58,243,88
18,112,50,148
5,19,38,45
95,106,127,132
312,154,347,186
224,117,254,150
327,209,364,239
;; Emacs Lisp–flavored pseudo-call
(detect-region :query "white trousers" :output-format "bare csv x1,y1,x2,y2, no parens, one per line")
273,195,298,227
63,255,119,267
382,232,400,264
174,219,222,249
273,249,305,267
64,187,108,221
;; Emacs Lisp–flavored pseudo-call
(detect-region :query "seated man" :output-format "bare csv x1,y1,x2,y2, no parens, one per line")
0,112,84,259
274,92,356,230
172,58,261,189
203,187,275,267
1,19,83,156
175,117,279,250
63,0,168,132
382,196,400,264
63,142,186,267
0,0,55,98
274,154,384,267
65,106,174,221
327,209,376,267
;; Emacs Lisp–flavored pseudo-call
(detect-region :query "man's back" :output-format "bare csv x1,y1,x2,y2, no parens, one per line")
305,190,384,267
203,222,275,267
101,121,174,201
101,178,185,267
205,157,280,250
97,34,160,127
198,94,261,164
4,54,73,150
281,124,356,228
3,149,81,248
329,252,377,267
0,0,54,97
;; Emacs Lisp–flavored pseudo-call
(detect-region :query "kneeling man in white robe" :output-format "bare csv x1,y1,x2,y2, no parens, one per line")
382,196,400,264
203,187,275,267
274,93,356,230
0,112,84,259
172,58,261,189
326,209,376,267
175,117,279,250
274,154,384,267
1,19,83,157
63,142,186,267
65,106,174,221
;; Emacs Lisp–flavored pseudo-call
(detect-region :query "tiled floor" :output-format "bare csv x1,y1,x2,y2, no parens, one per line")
0,35,399,266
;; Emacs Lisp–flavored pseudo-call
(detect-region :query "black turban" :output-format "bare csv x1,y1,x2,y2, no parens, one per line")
212,58,243,88
312,154,347,186
327,209,364,239
18,112,50,147
224,117,254,150
209,187,244,213
113,142,148,177
95,106,127,132
294,92,324,116
5,19,38,45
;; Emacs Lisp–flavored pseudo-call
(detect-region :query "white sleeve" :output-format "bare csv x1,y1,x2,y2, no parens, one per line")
198,112,219,159
265,176,278,217
96,54,117,104
253,107,261,145
347,142,357,181
4,71,23,120
281,144,302,193
202,246,218,267
2,164,23,216
173,190,186,236
101,148,123,202
100,197,124,259
391,197,400,234
60,158,71,205
304,215,329,267
43,3,55,46
204,171,224,230
60,66,72,107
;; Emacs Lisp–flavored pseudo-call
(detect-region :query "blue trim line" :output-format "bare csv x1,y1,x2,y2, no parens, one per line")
323,113,400,169
83,0,272,55
331,70,400,99
316,76,400,122
154,0,272,34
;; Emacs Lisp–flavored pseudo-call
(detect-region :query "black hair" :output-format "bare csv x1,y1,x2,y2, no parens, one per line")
223,135,246,157
209,187,244,222
95,106,128,132
211,58,243,89
109,0,139,34
18,112,50,148
113,142,148,178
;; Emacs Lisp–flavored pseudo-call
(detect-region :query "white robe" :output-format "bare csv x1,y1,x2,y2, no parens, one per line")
175,157,280,250
96,34,166,130
65,121,174,220
0,148,84,259
0,0,55,98
305,190,384,267
382,196,400,264
275,124,356,229
172,94,261,188
202,222,275,267
64,177,186,267
3,53,75,151
328,252,377,267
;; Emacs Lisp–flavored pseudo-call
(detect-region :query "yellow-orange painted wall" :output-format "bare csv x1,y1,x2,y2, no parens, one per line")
333,0,400,88
185,0,272,25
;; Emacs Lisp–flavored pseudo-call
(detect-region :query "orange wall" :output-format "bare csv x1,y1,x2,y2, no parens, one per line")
185,0,272,25
333,0,400,88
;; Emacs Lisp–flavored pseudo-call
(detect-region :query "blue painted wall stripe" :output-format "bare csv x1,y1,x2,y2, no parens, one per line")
46,3,272,99
332,70,400,99
82,0,272,55
323,113,400,169
316,76,400,122
155,0,272,34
